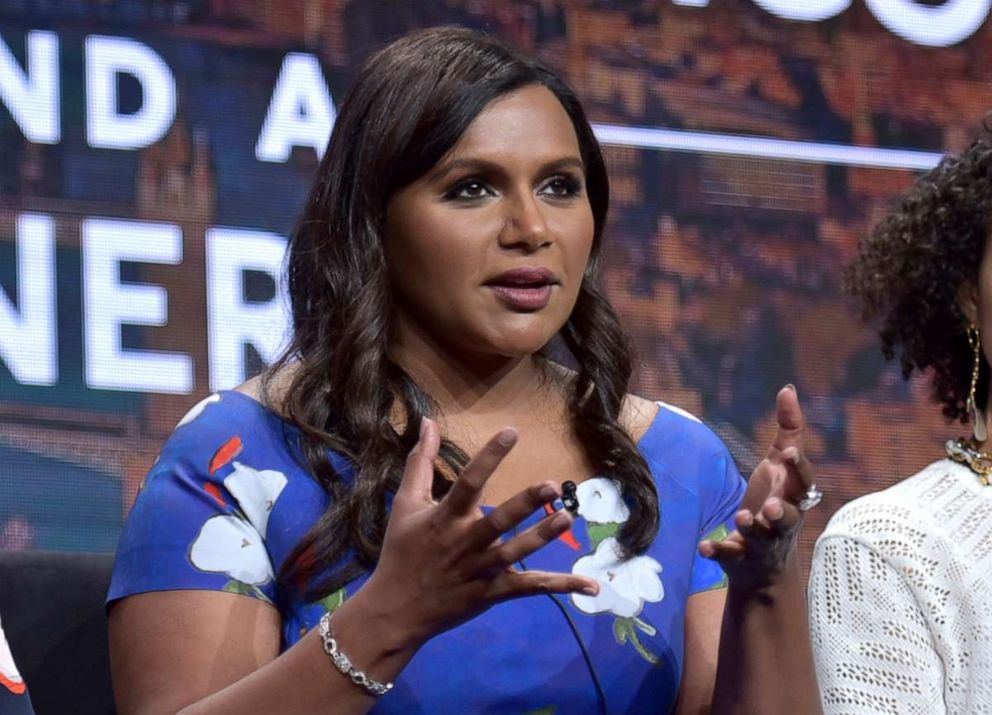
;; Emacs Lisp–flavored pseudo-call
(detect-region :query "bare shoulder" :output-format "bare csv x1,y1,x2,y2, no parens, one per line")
621,394,661,443
233,363,298,413
234,375,265,401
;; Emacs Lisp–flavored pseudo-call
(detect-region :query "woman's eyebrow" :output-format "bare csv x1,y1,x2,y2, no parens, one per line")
426,156,585,183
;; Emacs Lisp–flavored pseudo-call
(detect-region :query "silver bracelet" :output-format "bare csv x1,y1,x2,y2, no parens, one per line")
317,611,394,697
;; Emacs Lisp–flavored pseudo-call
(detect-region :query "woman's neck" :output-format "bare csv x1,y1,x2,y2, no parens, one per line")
388,329,553,421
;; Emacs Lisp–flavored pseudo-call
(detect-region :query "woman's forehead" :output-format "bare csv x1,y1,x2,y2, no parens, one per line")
440,85,583,167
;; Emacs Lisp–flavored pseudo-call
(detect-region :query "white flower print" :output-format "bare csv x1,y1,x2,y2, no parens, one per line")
223,462,288,538
576,477,630,523
188,462,288,590
189,514,274,585
0,618,25,694
571,536,664,618
175,393,221,429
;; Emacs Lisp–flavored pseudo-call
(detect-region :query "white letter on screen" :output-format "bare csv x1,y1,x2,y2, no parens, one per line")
750,0,850,21
864,0,991,47
0,30,60,144
255,53,335,162
206,228,289,391
85,35,176,150
81,218,193,393
0,213,57,385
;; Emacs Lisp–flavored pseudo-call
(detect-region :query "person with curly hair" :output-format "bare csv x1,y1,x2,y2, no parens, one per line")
106,26,823,715
809,134,992,714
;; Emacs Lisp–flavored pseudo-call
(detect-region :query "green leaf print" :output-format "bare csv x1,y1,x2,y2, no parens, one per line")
316,587,346,614
613,617,662,667
586,522,620,549
522,707,558,715
702,524,730,543
699,524,731,590
221,580,273,604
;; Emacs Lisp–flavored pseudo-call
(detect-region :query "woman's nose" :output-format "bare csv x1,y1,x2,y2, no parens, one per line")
498,193,552,251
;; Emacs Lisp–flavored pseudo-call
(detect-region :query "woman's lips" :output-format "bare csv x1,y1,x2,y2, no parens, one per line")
485,267,558,311
488,283,554,311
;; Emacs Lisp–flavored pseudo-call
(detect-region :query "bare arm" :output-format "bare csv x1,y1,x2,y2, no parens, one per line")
110,587,415,715
677,578,817,715
711,553,820,714
699,387,822,715
674,589,724,715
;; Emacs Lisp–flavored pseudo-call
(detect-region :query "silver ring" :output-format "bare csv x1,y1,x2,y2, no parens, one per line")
798,484,823,512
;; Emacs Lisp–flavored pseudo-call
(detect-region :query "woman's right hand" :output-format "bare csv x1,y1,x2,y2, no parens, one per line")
351,417,599,649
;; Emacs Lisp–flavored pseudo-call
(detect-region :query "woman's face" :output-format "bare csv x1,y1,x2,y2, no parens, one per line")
384,84,596,362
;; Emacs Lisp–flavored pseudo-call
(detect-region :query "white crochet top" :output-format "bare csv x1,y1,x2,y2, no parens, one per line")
808,459,992,714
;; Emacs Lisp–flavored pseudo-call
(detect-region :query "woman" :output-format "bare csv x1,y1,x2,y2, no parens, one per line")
809,134,992,713
108,27,821,714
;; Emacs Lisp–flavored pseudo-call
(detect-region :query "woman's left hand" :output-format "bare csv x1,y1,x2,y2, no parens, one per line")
698,384,816,591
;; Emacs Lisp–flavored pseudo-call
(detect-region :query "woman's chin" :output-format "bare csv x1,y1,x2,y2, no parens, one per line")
485,332,560,360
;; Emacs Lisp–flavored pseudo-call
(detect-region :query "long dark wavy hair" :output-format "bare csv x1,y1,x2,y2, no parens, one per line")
844,133,992,422
265,26,659,603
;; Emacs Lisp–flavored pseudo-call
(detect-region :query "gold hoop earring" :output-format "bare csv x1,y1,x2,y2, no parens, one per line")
967,324,988,442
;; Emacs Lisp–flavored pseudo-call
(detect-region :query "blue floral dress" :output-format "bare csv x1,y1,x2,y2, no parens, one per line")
109,392,745,714
0,616,35,715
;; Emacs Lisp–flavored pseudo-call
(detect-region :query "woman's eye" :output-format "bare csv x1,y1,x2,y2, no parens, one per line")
446,180,492,200
541,175,582,198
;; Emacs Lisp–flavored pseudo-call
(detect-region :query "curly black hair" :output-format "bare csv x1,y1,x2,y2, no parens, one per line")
845,134,992,422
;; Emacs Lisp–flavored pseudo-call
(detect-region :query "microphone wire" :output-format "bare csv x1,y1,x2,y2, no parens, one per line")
518,556,609,715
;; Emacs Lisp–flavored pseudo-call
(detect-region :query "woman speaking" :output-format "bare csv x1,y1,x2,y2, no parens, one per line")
107,27,821,715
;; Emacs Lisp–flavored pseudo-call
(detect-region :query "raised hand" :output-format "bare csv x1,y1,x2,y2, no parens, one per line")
359,417,600,646
698,385,816,591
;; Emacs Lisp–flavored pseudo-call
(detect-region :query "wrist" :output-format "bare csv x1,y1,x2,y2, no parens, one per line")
328,580,424,682
726,550,803,604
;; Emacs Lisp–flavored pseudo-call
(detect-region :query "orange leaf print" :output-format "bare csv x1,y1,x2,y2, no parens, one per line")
543,503,581,551
204,482,226,507
0,672,25,696
209,436,244,475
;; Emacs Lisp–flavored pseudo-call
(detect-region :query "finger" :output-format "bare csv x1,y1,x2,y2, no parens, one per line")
779,446,816,500
699,535,746,561
759,496,801,534
460,481,560,555
476,508,574,572
394,417,441,511
735,509,755,538
490,569,599,601
744,498,797,537
767,384,805,459
699,511,756,563
439,428,518,516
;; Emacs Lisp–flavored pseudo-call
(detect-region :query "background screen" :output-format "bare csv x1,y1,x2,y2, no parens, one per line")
2,0,990,571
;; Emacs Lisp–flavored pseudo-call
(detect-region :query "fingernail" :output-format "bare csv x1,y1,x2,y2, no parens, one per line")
785,383,797,396
419,418,428,440
769,500,784,521
581,581,599,596
496,427,518,447
550,510,570,531
783,446,800,464
538,483,558,502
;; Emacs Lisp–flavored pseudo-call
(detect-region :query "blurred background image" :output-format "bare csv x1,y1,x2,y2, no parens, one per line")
1,0,988,572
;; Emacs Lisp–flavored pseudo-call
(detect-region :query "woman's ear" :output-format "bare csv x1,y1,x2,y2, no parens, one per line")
958,280,980,325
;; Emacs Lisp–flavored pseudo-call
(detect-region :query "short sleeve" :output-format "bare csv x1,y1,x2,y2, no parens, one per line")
108,396,289,609
0,616,35,715
809,534,945,715
688,449,746,594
